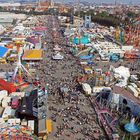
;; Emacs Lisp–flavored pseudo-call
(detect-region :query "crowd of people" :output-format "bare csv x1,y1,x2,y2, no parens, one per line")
34,15,107,139
28,15,140,140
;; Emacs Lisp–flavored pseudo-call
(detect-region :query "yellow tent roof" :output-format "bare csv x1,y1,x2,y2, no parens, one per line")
84,67,92,71
22,50,43,60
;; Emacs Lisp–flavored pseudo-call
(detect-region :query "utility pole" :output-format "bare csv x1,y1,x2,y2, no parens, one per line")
115,0,117,5
50,0,54,8
76,0,81,37
38,0,41,9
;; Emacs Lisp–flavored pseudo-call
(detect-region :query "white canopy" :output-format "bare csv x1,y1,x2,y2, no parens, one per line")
0,24,5,34
53,45,61,51
114,66,130,87
82,83,92,95
52,53,64,60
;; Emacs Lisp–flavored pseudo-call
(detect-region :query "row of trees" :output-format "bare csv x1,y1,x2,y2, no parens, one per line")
75,9,139,27
92,15,120,27
75,10,122,27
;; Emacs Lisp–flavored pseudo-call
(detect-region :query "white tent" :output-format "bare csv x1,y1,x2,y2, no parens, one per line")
53,45,61,51
82,83,92,95
13,24,25,34
114,66,130,87
0,24,5,34
52,53,64,60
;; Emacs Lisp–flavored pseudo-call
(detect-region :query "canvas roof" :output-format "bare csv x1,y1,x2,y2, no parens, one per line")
22,50,43,60
0,46,8,58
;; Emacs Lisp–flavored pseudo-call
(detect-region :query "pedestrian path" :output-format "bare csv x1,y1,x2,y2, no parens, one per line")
45,16,106,140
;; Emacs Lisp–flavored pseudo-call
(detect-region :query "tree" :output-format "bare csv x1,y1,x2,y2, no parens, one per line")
0,6,3,11
127,11,136,18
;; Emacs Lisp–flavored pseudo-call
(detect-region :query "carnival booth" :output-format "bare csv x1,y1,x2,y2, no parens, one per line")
0,46,8,64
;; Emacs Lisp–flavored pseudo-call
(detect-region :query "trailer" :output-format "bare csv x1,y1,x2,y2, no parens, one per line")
2,106,15,121
28,120,34,133
7,118,20,125
38,119,46,137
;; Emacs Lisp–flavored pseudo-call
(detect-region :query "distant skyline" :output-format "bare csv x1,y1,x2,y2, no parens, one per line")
0,0,139,4
56,0,139,4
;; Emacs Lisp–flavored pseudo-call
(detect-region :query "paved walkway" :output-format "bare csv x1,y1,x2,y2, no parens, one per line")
43,16,106,140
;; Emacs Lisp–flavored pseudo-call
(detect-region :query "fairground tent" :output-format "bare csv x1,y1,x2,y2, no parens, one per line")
22,50,43,60
0,46,8,58
82,83,92,95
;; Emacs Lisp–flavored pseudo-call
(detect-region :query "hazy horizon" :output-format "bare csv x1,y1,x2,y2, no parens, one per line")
57,0,139,4
0,0,139,4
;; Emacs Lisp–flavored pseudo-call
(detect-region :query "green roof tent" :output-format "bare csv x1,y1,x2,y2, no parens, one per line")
73,35,90,45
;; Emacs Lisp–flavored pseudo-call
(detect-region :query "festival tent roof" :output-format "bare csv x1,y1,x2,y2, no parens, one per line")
112,86,140,106
18,89,37,118
82,83,92,95
0,79,17,94
26,37,39,45
33,31,44,36
0,46,8,58
114,66,130,87
53,45,61,51
33,26,47,31
80,54,93,60
52,53,64,60
22,50,43,60
73,36,90,45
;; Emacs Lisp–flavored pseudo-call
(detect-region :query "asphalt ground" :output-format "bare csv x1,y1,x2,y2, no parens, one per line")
41,15,107,140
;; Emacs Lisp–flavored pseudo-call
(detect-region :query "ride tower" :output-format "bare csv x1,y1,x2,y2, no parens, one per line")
12,47,31,84
84,15,92,28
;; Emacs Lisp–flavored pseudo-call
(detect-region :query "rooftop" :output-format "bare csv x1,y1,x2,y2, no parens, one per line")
0,46,8,58
22,49,43,60
0,18,13,23
112,86,140,106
